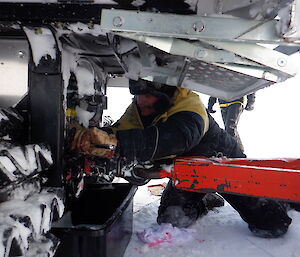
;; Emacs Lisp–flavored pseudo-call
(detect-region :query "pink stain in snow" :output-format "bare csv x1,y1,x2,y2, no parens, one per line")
148,232,173,248
134,248,144,254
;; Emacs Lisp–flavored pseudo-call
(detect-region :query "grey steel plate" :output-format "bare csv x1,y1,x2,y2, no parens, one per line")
182,60,271,100
101,9,262,41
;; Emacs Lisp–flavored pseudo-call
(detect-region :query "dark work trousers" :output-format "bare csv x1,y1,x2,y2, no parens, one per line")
158,181,292,235
220,103,244,152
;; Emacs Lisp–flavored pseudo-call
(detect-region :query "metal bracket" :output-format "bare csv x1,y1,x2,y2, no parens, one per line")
101,9,299,77
101,9,300,45
202,40,298,76
24,26,64,187
23,26,60,73
101,8,300,100
115,33,286,85
159,157,300,203
118,33,235,63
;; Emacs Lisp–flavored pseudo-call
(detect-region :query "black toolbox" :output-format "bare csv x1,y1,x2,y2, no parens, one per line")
51,183,137,257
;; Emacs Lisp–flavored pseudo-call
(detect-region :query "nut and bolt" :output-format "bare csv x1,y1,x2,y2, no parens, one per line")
18,51,25,59
113,16,124,27
192,21,205,32
195,49,207,59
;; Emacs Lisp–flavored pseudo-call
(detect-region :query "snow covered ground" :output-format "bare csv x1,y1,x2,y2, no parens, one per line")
105,74,300,257
124,180,300,257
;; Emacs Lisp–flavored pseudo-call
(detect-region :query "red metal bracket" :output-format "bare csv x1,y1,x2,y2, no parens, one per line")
159,157,300,203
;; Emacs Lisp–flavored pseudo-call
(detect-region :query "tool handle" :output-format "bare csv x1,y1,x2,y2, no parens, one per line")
93,144,116,150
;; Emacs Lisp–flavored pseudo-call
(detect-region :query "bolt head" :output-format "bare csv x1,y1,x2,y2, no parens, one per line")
113,16,124,27
195,49,207,59
192,21,204,32
18,51,25,58
277,58,287,67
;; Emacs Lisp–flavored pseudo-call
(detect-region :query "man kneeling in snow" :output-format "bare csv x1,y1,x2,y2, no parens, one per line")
71,79,291,238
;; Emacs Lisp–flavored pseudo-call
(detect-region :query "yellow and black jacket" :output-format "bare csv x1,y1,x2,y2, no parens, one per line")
111,87,245,162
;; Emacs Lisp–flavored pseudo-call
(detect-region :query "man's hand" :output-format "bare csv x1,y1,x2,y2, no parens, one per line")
71,126,118,159
88,128,117,158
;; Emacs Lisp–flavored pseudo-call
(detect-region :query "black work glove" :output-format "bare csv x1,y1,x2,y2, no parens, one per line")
207,97,217,113
207,107,216,113
246,93,256,111
245,103,254,111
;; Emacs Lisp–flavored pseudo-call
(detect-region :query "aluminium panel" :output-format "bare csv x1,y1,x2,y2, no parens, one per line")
181,60,271,101
0,38,28,108
101,9,264,41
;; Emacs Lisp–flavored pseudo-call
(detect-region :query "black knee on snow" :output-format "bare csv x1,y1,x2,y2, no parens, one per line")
202,193,225,210
157,181,225,228
157,181,207,228
157,204,203,228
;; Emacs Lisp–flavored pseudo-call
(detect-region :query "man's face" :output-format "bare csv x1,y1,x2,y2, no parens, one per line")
136,94,159,116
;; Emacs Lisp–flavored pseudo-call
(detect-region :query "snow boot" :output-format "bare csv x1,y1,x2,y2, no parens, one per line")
202,193,225,210
248,225,289,238
157,181,207,228
247,200,291,238
223,195,292,238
